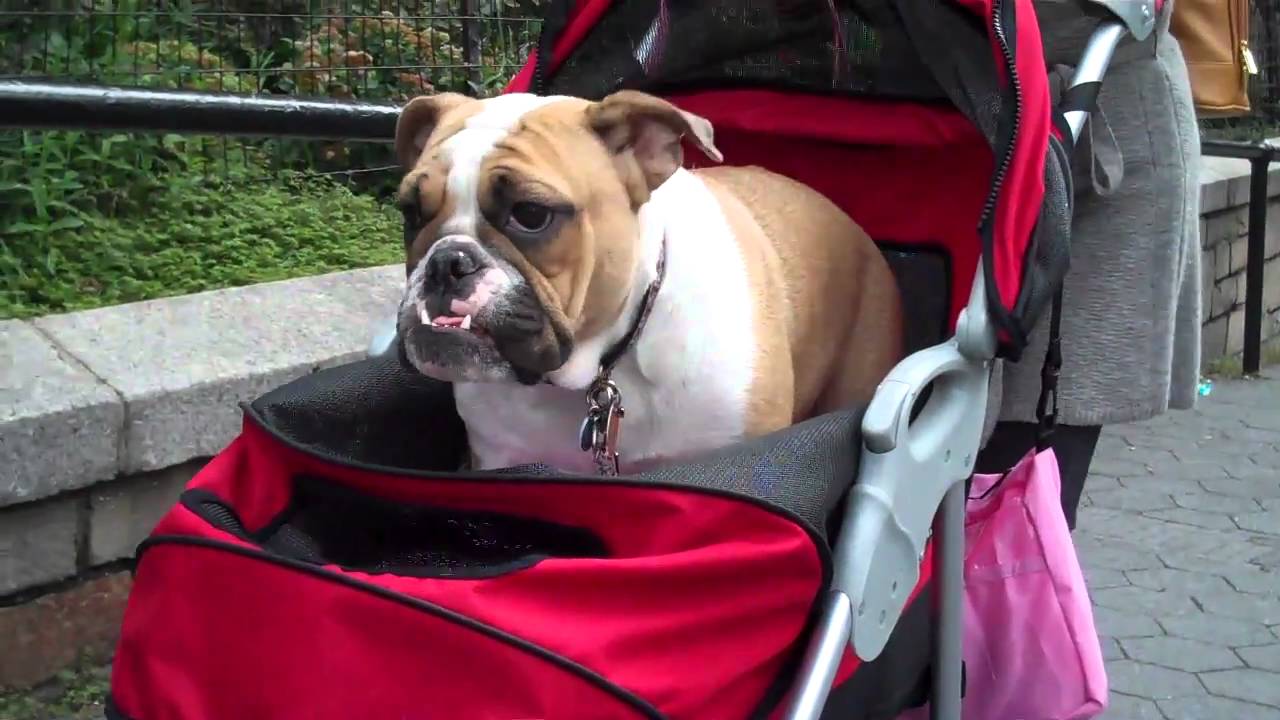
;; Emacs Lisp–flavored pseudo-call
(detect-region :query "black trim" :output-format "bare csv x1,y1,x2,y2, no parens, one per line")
133,534,667,720
180,478,610,580
237,401,835,592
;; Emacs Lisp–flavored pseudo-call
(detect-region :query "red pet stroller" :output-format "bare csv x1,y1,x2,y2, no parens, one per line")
107,1,1154,718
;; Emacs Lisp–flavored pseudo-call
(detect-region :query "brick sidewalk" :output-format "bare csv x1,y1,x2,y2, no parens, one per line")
1077,372,1280,719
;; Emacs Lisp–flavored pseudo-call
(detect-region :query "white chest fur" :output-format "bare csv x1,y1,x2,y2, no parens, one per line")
453,169,758,474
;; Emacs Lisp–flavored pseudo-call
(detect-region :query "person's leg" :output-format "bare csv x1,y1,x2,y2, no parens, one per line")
974,421,1102,530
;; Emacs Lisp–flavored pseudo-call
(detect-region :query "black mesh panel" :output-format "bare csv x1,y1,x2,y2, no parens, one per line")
1009,134,1073,332
542,0,947,101
248,354,864,542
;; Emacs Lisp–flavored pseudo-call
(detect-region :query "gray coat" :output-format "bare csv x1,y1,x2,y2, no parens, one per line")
986,0,1202,431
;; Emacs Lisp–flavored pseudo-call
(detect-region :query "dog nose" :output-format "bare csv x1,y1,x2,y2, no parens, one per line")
425,239,485,290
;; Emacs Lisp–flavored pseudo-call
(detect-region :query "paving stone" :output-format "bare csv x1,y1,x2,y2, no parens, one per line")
1086,567,1131,589
1164,450,1273,481
1101,635,1126,661
1218,424,1280,446
1084,474,1126,493
1237,643,1280,672
1093,606,1165,638
1201,477,1280,499
1090,489,1177,512
1219,566,1280,595
1119,636,1243,672
1195,589,1280,625
1089,455,1157,478
1200,668,1280,706
1159,551,1266,576
1105,660,1204,700
1088,514,1264,562
1091,586,1200,617
1125,568,1234,595
1103,693,1166,719
1157,612,1274,647
1235,509,1280,535
1144,507,1239,531
1075,538,1164,572
1172,491,1263,514
1157,695,1280,720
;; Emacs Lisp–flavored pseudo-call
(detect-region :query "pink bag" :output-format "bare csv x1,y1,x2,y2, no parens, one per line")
901,447,1108,720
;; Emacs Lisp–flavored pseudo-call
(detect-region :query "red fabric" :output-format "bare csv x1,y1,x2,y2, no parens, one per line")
667,90,991,328
503,0,1055,347
112,541,654,720
118,414,892,720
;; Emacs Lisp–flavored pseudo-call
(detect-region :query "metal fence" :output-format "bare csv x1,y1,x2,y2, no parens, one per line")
0,1,543,192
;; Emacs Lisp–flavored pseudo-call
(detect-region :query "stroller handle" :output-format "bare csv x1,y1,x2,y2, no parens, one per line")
1069,0,1159,41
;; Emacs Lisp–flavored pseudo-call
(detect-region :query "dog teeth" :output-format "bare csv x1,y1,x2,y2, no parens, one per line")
461,314,472,330
416,300,431,325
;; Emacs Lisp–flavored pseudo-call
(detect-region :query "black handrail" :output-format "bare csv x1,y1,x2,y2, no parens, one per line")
1202,138,1279,376
0,80,400,141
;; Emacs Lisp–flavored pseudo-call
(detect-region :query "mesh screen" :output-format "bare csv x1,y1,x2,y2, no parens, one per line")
542,0,948,101
249,353,863,541
266,477,608,577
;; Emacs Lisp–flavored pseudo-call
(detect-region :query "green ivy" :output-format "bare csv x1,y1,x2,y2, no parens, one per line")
0,172,403,319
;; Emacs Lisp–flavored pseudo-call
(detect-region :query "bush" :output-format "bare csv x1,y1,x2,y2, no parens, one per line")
0,1,542,318
0,171,403,319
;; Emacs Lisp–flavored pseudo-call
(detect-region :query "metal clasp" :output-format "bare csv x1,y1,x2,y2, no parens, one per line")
580,376,625,476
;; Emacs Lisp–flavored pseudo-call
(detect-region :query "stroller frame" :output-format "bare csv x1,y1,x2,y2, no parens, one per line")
364,5,1154,717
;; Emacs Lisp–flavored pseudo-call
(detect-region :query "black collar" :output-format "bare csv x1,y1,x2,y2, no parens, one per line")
596,238,668,379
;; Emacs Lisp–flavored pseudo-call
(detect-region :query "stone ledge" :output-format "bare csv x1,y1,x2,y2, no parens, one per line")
1,321,123,506
1199,148,1280,215
1,265,403,507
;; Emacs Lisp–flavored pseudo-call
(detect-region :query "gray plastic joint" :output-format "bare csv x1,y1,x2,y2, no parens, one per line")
838,267,993,661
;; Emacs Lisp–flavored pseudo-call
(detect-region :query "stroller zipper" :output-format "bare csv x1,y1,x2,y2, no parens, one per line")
981,0,1021,233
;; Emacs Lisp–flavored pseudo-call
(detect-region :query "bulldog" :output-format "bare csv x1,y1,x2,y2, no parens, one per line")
393,89,903,474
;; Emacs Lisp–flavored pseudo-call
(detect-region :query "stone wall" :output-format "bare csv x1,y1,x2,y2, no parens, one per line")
1199,155,1280,362
0,266,403,689
1,153,1277,691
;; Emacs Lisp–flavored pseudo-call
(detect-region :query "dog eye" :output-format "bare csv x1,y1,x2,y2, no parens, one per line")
507,202,553,234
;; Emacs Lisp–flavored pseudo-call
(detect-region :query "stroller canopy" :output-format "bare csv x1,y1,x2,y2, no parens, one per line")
507,0,1069,359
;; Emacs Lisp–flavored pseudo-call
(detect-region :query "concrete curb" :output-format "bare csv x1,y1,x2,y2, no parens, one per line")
1,265,403,508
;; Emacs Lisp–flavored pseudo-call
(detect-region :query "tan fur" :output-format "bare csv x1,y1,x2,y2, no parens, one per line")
697,166,904,427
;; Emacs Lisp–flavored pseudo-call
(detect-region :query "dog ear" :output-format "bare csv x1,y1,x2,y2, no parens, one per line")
395,92,473,170
586,90,723,190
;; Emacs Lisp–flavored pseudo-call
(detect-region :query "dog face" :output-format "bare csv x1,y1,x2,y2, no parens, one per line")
393,90,721,387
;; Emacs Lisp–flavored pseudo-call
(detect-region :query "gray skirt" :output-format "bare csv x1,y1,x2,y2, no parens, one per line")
985,4,1203,432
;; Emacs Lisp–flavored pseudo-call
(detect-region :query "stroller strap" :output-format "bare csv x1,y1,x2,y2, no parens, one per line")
1049,63,1125,198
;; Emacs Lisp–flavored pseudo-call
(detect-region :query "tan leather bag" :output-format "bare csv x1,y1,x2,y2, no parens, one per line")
1169,0,1260,116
